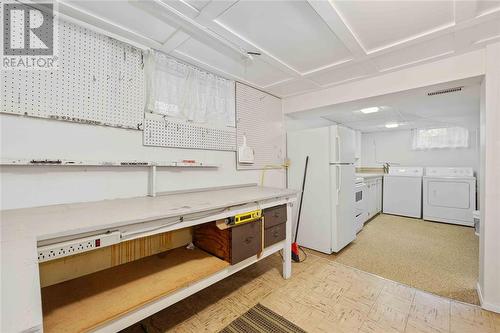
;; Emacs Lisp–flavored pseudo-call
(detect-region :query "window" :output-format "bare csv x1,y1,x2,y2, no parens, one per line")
412,127,469,150
145,50,235,127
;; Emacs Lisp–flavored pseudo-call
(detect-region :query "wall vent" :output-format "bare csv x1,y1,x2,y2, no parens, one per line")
427,86,463,96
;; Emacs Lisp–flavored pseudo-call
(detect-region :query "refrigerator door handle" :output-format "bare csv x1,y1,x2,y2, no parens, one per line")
336,166,341,206
336,135,341,163
338,166,342,201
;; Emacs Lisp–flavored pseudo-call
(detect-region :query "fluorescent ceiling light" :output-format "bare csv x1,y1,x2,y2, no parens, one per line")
360,107,380,114
385,123,399,128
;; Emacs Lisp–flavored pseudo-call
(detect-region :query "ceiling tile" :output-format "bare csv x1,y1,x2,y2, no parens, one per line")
476,0,500,16
333,0,454,52
216,0,352,73
174,38,291,87
371,34,455,71
456,19,500,47
67,1,177,44
307,62,372,86
266,79,319,97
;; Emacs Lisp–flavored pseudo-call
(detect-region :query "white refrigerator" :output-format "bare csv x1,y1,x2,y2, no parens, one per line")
287,125,356,254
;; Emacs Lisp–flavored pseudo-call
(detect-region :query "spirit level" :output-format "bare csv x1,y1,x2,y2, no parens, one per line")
228,209,262,225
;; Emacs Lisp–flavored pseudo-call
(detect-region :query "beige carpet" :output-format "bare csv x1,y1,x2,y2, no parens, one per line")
307,214,480,305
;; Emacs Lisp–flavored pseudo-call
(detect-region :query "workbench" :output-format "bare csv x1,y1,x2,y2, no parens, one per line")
1,185,297,333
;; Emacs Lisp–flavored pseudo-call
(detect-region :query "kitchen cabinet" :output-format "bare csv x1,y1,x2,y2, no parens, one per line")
364,176,383,222
376,178,382,213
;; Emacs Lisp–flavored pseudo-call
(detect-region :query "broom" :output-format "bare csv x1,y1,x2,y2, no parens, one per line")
292,156,309,262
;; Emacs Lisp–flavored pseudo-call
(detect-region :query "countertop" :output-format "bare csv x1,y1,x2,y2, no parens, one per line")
1,185,298,333
356,173,385,179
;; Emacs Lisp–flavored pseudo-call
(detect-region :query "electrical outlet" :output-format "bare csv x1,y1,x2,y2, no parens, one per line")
37,231,120,263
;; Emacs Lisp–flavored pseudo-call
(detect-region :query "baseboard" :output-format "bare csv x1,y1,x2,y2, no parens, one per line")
477,282,484,305
477,282,500,313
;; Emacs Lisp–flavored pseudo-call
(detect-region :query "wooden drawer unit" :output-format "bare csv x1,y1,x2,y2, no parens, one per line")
231,221,262,264
264,223,286,247
263,204,287,228
193,220,262,265
263,205,287,247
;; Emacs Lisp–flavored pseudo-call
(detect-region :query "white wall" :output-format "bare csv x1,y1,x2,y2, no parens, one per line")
0,115,285,210
479,77,486,294
478,42,500,313
360,128,480,175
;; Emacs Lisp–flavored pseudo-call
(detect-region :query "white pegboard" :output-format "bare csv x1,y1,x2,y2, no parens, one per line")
236,83,285,170
143,113,236,151
1,19,145,129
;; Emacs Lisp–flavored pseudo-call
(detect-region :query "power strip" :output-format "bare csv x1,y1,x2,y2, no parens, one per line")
37,231,121,263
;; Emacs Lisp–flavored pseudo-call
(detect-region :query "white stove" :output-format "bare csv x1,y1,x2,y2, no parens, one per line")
354,177,366,232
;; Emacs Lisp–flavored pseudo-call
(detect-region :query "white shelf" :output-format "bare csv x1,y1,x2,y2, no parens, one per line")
0,158,218,168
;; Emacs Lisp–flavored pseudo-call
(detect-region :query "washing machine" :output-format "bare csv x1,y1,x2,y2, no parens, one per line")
423,167,476,226
383,167,423,218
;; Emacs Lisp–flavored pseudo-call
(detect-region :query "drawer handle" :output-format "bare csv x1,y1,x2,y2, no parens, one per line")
273,212,280,218
244,236,254,244
272,231,279,237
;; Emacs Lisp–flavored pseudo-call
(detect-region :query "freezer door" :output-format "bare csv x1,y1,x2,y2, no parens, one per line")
330,125,356,164
330,165,356,252
287,127,332,253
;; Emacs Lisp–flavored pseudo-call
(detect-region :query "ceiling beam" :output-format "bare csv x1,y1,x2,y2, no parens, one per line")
306,0,366,58
157,0,201,19
130,0,250,60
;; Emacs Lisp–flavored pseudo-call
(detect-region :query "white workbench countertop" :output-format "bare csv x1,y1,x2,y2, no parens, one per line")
1,185,297,333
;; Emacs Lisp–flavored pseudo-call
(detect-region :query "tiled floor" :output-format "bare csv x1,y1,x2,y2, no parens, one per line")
317,214,480,305
123,252,500,333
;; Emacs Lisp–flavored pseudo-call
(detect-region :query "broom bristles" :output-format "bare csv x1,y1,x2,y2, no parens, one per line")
291,242,300,262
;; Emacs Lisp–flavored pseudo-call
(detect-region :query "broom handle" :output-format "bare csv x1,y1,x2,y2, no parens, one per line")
294,156,309,243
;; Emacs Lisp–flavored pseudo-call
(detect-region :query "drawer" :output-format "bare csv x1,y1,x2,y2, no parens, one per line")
231,220,262,264
264,223,286,247
263,205,287,228
193,223,231,262
193,220,262,265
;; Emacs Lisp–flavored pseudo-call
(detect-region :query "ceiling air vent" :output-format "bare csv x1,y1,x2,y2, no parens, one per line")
427,86,463,96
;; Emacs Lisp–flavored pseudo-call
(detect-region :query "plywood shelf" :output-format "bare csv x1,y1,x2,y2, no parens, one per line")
41,247,230,333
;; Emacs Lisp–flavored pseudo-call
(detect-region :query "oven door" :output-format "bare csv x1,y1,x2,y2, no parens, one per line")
354,183,366,232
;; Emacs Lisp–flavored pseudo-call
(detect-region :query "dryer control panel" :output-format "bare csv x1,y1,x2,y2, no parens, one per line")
425,167,473,177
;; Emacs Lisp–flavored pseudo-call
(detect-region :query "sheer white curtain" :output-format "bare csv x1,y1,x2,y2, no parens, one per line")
412,127,469,150
145,50,235,127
